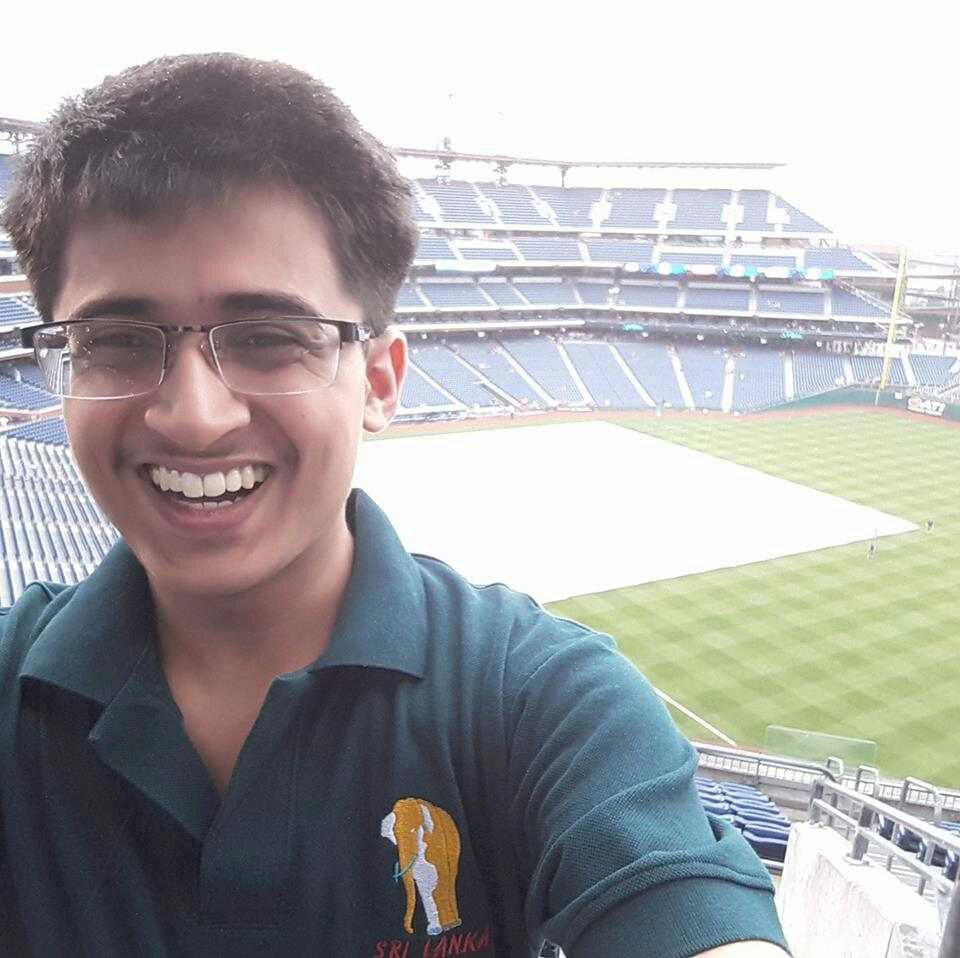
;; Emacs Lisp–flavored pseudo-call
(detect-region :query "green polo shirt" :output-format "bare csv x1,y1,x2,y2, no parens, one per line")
0,489,787,957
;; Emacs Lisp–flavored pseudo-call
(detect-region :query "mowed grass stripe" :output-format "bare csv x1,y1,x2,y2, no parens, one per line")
547,410,960,786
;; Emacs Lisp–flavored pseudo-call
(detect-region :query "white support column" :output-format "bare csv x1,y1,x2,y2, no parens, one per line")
784,351,796,400
407,360,465,409
898,346,917,387
842,355,855,385
721,354,736,413
556,341,594,405
498,344,555,406
609,344,655,408
450,352,519,407
669,349,696,409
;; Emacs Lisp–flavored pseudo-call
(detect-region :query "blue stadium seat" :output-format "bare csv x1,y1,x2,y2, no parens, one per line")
685,286,750,312
530,186,601,228
419,282,491,310
757,289,825,316
478,281,526,308
742,828,790,863
475,182,552,226
501,338,584,405
414,236,457,261
585,240,654,265
407,345,505,409
513,237,581,262
733,348,785,411
805,248,874,272
670,190,730,230
832,290,886,318
452,340,543,408
616,342,685,408
564,342,647,410
513,281,577,307
459,245,518,262
418,180,494,224
603,189,664,229
678,345,724,410
911,355,955,386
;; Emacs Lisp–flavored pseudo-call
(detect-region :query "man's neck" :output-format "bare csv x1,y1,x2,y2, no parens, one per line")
150,517,355,689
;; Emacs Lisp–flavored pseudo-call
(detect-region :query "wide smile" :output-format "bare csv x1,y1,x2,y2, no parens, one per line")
144,463,271,508
138,463,274,531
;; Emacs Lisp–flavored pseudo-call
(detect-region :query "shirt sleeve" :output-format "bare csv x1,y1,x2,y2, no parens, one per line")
502,620,790,957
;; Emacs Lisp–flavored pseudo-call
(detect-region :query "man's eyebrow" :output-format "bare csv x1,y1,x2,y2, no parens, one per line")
219,291,321,317
66,291,325,323
69,296,153,321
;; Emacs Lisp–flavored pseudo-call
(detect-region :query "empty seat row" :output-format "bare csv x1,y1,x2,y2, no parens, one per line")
696,777,791,863
412,182,831,234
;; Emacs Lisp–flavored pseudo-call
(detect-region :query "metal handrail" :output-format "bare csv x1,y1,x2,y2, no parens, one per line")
809,777,960,957
902,777,945,818
854,765,880,796
811,778,960,863
695,742,840,782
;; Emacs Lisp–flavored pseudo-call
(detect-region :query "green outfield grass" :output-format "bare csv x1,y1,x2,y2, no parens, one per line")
547,409,960,787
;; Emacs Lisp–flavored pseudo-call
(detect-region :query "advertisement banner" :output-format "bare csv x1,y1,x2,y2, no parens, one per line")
907,394,945,418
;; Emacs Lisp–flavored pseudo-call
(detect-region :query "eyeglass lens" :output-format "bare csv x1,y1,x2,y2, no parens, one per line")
33,320,343,398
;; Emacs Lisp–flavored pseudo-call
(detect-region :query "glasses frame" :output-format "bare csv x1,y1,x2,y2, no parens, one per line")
20,317,373,400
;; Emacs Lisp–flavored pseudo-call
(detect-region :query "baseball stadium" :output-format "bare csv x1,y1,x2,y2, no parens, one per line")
2,118,959,954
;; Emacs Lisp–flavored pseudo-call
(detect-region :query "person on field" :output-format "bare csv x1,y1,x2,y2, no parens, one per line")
0,54,788,956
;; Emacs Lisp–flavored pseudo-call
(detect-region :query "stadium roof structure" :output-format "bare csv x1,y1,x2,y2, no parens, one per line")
395,146,785,182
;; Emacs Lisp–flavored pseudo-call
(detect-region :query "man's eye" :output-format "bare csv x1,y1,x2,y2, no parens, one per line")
241,332,300,348
85,332,151,350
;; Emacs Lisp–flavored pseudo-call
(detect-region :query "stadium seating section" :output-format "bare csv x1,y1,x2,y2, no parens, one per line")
696,776,792,863
394,337,951,415
0,432,117,605
412,182,833,236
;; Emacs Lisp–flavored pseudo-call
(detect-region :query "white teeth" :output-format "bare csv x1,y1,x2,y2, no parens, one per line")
148,463,269,498
180,472,204,499
203,472,226,497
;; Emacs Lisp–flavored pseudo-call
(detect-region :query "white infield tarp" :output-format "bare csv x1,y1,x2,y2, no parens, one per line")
354,421,916,604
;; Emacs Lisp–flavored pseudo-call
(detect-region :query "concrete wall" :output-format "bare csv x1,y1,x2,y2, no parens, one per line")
775,822,941,957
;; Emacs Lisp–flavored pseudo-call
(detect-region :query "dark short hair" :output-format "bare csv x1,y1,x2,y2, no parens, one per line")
1,53,418,334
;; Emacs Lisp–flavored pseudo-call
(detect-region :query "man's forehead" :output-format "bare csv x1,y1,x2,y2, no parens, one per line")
56,184,359,321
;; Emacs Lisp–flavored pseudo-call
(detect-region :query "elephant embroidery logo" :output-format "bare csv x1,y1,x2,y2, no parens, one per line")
381,798,462,937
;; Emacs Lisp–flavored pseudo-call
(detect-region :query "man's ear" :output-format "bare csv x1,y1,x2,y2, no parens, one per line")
363,328,407,434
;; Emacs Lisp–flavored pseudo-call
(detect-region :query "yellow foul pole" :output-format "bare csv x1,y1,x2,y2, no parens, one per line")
877,247,908,401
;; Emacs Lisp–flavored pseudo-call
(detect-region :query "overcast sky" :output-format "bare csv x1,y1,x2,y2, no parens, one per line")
3,0,957,255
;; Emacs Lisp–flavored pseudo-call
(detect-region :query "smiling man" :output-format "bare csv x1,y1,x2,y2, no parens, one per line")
0,55,789,956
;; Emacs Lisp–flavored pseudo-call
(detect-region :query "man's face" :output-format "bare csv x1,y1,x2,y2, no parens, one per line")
53,184,404,598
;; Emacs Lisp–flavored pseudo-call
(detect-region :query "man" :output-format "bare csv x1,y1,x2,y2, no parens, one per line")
0,54,789,956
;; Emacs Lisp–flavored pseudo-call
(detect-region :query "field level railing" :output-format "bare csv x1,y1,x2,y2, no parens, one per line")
696,742,960,815
809,777,960,957
695,741,840,785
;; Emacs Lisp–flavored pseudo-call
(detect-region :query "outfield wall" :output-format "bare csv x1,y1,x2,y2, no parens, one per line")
776,386,960,422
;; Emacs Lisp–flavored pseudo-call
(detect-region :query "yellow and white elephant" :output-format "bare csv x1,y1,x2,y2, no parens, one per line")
381,797,462,937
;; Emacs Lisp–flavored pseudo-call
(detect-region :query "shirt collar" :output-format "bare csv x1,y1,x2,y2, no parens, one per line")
19,488,428,705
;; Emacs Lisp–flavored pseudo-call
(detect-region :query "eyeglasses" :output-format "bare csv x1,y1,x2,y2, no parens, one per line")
20,317,372,400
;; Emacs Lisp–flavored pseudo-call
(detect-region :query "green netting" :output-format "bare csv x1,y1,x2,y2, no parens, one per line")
764,725,877,769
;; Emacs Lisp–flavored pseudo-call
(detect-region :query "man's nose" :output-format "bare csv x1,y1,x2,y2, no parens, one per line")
142,334,250,448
